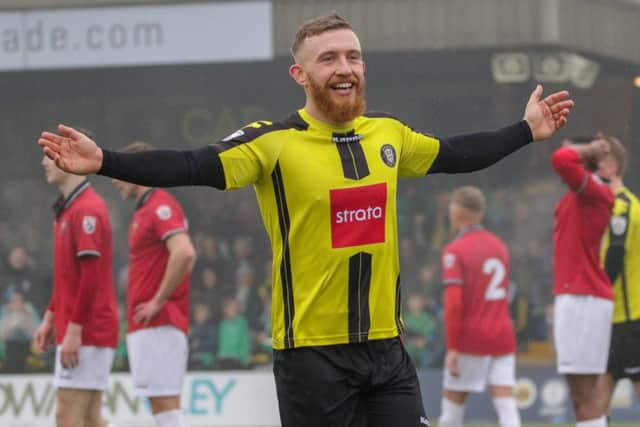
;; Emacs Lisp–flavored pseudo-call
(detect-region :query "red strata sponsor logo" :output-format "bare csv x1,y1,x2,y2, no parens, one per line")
330,183,386,248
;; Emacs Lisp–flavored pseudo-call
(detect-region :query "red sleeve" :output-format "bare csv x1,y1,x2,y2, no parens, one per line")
441,249,464,286
551,147,613,205
551,147,588,191
444,285,463,351
70,255,101,325
151,195,188,241
47,297,55,313
72,209,105,257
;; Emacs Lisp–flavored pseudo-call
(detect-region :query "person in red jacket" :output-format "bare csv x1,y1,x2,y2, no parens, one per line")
438,186,520,427
551,137,614,427
34,149,118,427
111,141,196,427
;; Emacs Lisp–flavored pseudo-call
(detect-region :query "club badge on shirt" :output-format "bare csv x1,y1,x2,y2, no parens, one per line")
156,205,172,221
380,144,396,167
443,253,456,269
82,216,97,234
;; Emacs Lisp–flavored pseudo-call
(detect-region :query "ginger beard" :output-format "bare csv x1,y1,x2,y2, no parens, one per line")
307,73,366,124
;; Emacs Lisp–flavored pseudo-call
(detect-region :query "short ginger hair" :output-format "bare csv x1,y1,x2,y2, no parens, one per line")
290,12,353,60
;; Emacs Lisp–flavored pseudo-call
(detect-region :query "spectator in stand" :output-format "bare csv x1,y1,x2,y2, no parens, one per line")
3,246,45,312
404,292,437,368
234,261,264,330
196,233,230,288
0,290,40,372
189,302,217,370
217,296,250,369
234,261,255,315
192,266,223,322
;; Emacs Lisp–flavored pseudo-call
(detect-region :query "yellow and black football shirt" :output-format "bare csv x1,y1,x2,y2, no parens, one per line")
601,186,640,323
215,109,440,349
100,108,532,349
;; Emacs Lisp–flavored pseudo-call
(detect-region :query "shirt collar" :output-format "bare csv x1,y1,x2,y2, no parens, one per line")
52,180,91,218
454,224,483,240
136,188,155,210
298,108,356,134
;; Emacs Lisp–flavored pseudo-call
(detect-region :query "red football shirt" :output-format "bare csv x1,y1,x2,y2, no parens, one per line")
551,147,614,300
441,226,516,355
50,182,118,347
127,189,190,334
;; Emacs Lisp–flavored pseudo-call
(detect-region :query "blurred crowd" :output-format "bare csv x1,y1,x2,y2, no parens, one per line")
0,143,570,373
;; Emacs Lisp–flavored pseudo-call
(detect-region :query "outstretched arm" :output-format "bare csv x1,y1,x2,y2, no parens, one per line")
428,85,574,174
39,125,226,189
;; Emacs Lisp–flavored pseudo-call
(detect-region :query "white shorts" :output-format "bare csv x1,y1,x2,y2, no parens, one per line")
126,325,188,397
443,353,516,393
54,346,114,391
554,294,613,374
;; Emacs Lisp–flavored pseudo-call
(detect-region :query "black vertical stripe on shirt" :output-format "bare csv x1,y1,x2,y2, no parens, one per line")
616,193,632,321
333,131,370,180
272,162,295,348
395,274,404,334
348,252,372,342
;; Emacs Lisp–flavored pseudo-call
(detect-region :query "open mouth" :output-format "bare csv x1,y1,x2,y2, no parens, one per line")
330,81,355,95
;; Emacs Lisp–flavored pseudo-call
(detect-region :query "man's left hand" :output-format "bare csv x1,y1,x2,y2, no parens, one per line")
524,84,574,141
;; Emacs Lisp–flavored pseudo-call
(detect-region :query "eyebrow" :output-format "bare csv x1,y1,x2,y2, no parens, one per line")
315,48,361,60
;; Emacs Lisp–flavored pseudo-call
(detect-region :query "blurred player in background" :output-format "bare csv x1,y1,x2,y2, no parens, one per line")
38,12,573,427
551,137,615,427
111,141,196,427
595,136,640,413
34,134,118,427
438,186,520,427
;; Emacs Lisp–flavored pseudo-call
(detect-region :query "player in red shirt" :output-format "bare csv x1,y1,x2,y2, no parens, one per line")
34,153,118,427
111,141,196,427
438,186,520,427
551,138,614,427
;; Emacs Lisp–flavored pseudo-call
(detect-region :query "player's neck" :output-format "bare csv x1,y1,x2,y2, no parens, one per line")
134,186,153,201
455,221,482,234
58,176,86,199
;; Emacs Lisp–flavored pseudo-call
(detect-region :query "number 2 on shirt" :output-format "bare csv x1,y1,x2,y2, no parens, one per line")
483,258,506,301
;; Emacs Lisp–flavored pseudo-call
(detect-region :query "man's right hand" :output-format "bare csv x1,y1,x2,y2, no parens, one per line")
38,124,103,175
33,317,54,354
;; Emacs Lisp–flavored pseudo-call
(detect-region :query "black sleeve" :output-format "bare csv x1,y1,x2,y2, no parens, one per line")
605,244,624,284
98,145,226,190
428,120,533,174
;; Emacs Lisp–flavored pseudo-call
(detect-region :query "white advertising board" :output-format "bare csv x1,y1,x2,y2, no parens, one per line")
0,371,280,426
0,1,272,71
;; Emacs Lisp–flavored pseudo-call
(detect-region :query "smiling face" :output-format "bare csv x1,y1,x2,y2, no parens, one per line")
290,27,366,125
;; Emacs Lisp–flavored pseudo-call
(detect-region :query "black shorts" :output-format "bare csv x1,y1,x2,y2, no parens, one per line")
607,320,640,382
273,337,429,427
